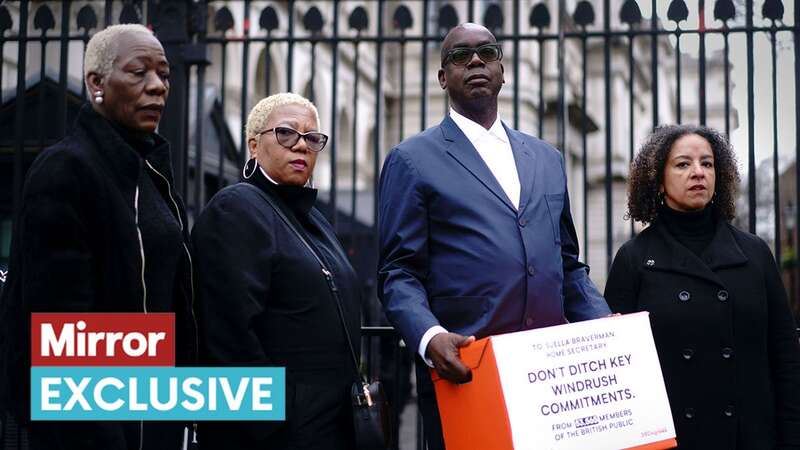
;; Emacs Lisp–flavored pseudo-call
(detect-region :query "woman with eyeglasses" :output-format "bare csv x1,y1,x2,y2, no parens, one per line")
191,93,362,450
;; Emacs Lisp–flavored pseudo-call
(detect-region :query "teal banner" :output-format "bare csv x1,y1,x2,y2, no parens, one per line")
31,366,285,421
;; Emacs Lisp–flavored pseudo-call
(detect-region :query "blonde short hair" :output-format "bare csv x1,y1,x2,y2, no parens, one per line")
84,24,155,79
245,93,320,141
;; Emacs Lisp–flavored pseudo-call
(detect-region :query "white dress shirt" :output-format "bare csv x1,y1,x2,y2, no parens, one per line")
417,108,522,366
449,108,520,208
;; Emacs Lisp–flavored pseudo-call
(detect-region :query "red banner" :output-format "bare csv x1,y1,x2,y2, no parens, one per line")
31,313,175,366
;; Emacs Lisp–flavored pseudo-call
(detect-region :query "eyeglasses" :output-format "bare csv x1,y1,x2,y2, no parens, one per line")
443,44,503,67
257,126,329,152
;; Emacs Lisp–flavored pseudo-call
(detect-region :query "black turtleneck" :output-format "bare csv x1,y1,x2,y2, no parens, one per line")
110,120,158,158
245,168,318,220
657,204,717,257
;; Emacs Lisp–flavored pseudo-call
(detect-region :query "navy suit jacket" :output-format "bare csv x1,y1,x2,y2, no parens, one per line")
378,116,610,354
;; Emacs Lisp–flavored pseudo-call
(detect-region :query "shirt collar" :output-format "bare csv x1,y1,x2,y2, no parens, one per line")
449,108,509,144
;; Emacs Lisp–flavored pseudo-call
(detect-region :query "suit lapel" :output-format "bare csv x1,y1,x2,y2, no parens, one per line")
504,123,536,212
440,116,517,213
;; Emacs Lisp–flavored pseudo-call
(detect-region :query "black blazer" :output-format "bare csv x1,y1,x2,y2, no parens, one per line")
191,174,361,450
605,218,800,449
0,106,197,449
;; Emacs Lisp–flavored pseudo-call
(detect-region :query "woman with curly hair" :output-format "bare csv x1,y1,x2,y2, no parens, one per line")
605,124,800,449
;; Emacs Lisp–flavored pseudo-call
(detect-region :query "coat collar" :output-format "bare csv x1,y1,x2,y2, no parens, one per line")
245,169,318,217
439,115,536,214
642,218,749,287
75,105,174,198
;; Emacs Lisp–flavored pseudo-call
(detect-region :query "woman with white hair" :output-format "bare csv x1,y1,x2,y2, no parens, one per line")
0,24,196,450
192,93,362,449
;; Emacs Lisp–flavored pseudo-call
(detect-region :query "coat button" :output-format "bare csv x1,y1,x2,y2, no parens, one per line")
678,291,691,302
527,265,535,276
682,348,694,360
724,405,735,417
525,317,534,327
721,347,734,359
518,218,527,227
717,290,729,302
684,408,695,419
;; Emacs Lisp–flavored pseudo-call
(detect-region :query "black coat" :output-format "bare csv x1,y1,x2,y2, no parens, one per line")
0,106,197,450
191,173,361,450
605,218,800,450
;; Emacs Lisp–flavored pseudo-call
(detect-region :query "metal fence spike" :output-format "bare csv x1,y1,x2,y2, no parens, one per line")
214,6,234,33
620,0,642,25
438,4,459,33
762,0,784,22
0,5,13,35
573,1,595,27
393,5,413,30
119,3,141,25
33,4,55,32
348,6,368,31
259,6,279,32
529,3,550,29
667,0,689,23
483,4,504,32
304,6,325,33
713,0,736,22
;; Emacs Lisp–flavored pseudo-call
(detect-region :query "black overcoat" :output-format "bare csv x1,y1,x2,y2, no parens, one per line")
605,218,800,449
0,106,197,449
191,174,361,450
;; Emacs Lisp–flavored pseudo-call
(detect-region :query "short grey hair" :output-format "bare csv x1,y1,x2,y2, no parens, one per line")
84,24,154,79
245,93,320,142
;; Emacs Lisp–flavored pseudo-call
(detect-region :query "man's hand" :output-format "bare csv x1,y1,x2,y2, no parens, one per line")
426,332,476,384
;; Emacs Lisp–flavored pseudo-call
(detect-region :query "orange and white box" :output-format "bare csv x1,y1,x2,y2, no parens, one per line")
432,312,676,450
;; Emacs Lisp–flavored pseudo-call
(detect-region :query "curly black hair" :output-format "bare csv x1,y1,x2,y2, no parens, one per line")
626,124,740,224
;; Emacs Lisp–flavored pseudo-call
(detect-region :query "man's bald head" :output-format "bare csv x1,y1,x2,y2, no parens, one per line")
440,23,497,66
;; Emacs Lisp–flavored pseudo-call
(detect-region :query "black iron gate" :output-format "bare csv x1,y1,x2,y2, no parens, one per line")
1,1,799,448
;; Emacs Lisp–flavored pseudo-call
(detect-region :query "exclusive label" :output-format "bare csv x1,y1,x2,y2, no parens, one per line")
30,313,286,422
31,367,285,421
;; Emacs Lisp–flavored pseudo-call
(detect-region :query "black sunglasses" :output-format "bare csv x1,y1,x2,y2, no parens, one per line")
443,44,503,67
258,126,329,152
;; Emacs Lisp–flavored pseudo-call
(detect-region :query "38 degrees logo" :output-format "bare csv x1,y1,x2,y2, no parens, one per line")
30,313,285,421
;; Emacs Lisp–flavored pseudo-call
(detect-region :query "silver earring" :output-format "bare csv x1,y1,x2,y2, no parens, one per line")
658,192,665,206
94,91,103,104
242,157,258,179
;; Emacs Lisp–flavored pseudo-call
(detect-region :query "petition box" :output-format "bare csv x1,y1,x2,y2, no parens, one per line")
432,312,676,450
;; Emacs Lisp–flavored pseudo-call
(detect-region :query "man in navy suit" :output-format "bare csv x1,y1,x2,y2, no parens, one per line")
377,23,611,449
